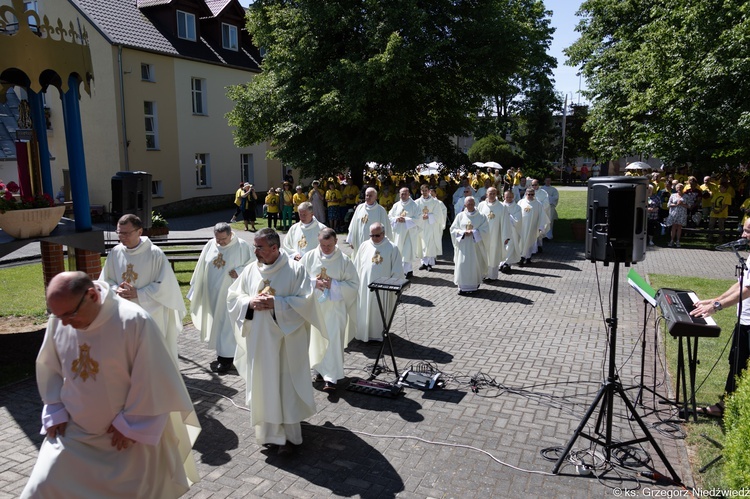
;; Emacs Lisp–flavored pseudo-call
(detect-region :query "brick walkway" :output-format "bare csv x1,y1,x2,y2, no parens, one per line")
0,211,738,498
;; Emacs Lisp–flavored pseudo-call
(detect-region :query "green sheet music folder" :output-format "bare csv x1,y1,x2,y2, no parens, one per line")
627,268,657,307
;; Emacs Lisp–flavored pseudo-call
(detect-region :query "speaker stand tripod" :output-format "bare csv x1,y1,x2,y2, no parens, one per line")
630,298,673,416
552,260,681,483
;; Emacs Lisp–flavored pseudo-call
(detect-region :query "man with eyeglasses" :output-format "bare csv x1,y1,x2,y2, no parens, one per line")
450,196,489,295
188,222,255,374
100,214,185,363
388,187,422,279
227,228,321,455
22,272,200,498
516,188,549,267
345,187,392,256
301,228,359,392
352,222,404,341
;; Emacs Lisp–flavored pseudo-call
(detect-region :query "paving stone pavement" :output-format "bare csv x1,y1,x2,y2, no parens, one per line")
0,209,740,498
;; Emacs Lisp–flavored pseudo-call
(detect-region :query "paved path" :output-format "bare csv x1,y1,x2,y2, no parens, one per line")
0,208,738,498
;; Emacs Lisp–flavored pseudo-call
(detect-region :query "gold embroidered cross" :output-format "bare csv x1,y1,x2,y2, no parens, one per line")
466,223,474,230
372,251,383,265
524,206,531,213
361,213,369,224
316,267,329,280
422,207,429,215
400,210,408,218
487,212,495,220
71,343,99,382
121,264,138,283
260,279,276,296
212,253,226,269
298,236,307,249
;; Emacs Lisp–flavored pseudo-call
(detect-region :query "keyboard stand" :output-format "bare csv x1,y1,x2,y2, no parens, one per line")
369,285,406,380
675,335,700,422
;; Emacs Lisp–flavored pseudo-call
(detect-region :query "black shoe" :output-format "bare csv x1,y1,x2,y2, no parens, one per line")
418,264,428,270
457,289,465,296
312,373,324,383
519,258,526,267
405,271,413,279
537,246,543,254
323,381,337,392
210,360,233,374
427,265,433,272
500,264,511,275
277,443,294,455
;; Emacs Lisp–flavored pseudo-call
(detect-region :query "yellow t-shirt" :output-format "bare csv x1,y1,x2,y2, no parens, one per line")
292,192,308,212
711,190,732,218
343,184,359,205
265,193,279,213
740,198,750,224
325,189,342,206
380,192,396,209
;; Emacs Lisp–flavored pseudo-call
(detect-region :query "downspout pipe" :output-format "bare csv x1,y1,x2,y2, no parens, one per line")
118,45,130,171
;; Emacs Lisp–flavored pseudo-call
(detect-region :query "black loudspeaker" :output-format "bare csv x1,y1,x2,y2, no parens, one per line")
585,176,647,264
111,171,153,228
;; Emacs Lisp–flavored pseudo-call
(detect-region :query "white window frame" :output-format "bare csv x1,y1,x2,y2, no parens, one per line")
222,23,238,51
191,77,207,115
141,63,155,82
177,10,196,41
152,180,164,198
240,153,254,184
195,153,211,188
144,101,159,150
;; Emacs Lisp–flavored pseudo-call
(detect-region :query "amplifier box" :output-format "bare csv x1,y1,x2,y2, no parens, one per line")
398,369,442,390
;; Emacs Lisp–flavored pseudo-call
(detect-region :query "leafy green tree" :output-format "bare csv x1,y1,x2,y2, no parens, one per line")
467,134,522,168
227,0,555,184
514,74,561,178
563,103,594,166
567,0,750,170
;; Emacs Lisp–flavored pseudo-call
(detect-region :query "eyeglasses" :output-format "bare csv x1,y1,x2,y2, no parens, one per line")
57,289,91,320
528,193,535,197
370,232,384,238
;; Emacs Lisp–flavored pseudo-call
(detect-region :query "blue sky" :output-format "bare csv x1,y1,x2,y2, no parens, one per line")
237,0,587,104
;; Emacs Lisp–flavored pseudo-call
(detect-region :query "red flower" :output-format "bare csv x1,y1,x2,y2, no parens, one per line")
3,191,12,201
6,181,20,194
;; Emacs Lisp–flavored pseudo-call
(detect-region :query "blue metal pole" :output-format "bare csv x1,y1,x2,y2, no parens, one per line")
61,75,92,230
27,89,53,196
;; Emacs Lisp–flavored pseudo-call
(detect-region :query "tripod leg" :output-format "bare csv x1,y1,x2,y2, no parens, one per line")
553,384,609,474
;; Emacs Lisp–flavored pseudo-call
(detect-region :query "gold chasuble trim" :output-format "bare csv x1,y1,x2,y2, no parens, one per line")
71,343,99,382
212,253,226,269
372,251,383,265
260,279,276,296
121,264,138,283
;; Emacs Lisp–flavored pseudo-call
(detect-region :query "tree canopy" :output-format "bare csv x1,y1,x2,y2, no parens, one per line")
566,0,750,168
227,0,557,180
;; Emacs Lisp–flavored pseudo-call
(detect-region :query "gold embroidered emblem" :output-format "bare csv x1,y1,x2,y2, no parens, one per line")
316,267,329,280
487,211,495,220
298,235,307,249
71,343,99,382
422,207,429,215
121,264,138,284
361,213,369,224
466,223,474,230
372,251,383,265
524,206,531,213
260,279,276,296
400,210,408,218
212,253,226,269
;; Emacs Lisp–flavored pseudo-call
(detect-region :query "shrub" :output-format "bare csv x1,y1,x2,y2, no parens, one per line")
723,367,750,489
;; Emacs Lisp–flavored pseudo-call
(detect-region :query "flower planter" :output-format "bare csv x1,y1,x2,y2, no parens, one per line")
0,206,65,239
145,226,169,238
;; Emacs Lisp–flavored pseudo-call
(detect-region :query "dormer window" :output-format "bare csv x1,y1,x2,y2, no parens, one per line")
222,23,238,51
177,10,196,41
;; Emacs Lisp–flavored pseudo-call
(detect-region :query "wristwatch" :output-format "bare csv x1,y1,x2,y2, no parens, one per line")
713,301,723,311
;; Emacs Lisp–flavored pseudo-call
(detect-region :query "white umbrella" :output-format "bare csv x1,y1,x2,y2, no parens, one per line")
472,161,485,167
483,161,502,170
416,162,442,176
625,161,651,171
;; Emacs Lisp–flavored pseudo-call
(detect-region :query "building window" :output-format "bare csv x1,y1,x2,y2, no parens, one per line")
240,153,254,183
222,23,238,51
191,78,206,115
195,153,210,187
152,180,164,198
144,101,158,150
141,63,154,82
177,10,196,41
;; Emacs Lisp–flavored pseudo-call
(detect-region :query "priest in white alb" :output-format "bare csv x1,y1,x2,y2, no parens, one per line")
188,222,254,374
227,229,320,454
516,188,550,267
416,184,444,271
346,187,392,255
500,189,522,274
450,196,489,295
477,187,506,280
281,201,327,261
531,179,551,253
301,228,359,392
22,272,200,499
99,214,186,363
388,187,422,278
353,222,404,342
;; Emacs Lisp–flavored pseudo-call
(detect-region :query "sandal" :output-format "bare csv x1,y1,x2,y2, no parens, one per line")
696,402,724,418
